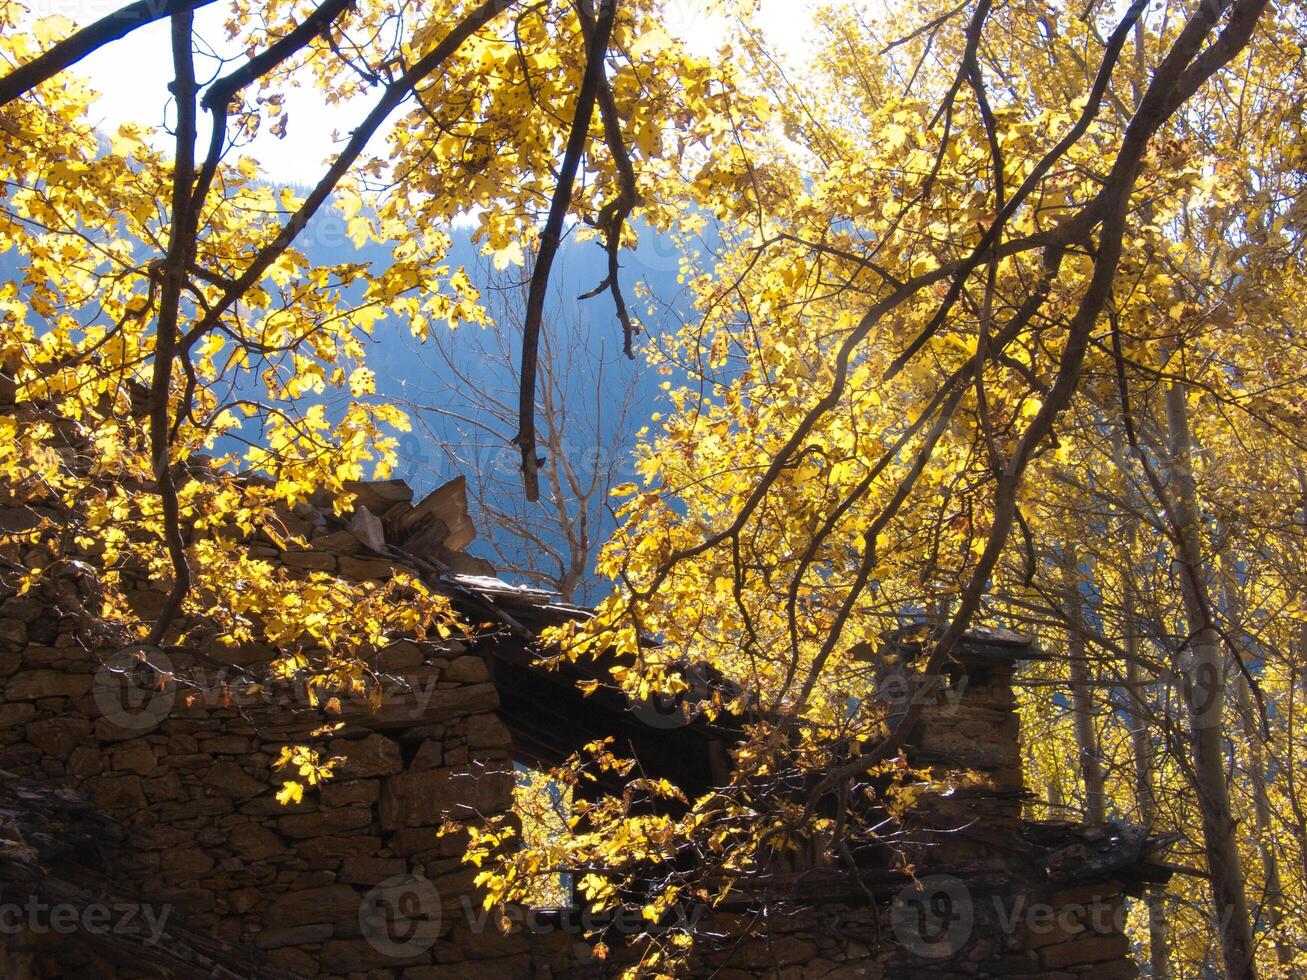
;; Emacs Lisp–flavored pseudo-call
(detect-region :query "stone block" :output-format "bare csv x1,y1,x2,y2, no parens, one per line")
25,715,92,756
279,804,374,839
1039,934,1129,970
111,737,157,774
381,766,514,829
339,856,408,885
322,778,380,807
5,670,92,700
255,923,334,949
312,530,361,555
442,656,488,684
409,740,442,771
334,732,403,778
296,835,382,861
339,556,399,581
204,760,269,799
280,550,338,573
231,823,286,861
265,884,363,930
466,714,512,750
92,774,148,810
0,702,36,728
321,938,431,973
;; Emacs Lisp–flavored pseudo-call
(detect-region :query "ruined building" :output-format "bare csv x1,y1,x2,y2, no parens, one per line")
0,473,1174,978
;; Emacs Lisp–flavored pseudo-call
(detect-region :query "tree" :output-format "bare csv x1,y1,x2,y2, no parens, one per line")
0,0,758,804
2,0,1301,976
469,2,1294,977
396,257,641,602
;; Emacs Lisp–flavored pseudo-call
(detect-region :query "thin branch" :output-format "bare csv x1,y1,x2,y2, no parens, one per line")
516,0,616,501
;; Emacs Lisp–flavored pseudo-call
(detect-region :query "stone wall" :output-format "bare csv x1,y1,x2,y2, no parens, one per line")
0,498,564,978
0,487,1157,978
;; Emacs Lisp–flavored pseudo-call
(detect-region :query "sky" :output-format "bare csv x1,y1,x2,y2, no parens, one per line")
69,0,817,187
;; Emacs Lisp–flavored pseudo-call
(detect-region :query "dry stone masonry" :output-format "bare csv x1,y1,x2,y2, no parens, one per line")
1,469,1172,978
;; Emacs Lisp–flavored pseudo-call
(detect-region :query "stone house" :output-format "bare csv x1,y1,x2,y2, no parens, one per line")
0,475,1174,978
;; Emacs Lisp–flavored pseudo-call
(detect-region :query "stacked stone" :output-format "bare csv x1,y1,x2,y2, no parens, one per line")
694,877,1138,980
0,463,1161,978
904,659,1027,869
0,476,549,978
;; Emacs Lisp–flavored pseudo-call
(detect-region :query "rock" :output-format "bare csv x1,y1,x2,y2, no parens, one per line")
265,885,363,929
358,683,500,729
466,714,512,751
279,804,374,839
295,836,382,861
204,760,269,799
402,957,529,979
443,656,488,684
345,479,414,515
380,766,514,829
348,506,387,554
268,947,321,977
0,702,36,727
388,827,443,858
334,732,404,778
230,823,286,862
1039,934,1128,969
143,770,187,802
166,847,216,877
339,856,407,885
409,740,442,770
229,888,261,914
320,938,430,973
5,669,92,700
255,923,334,949
111,737,157,774
26,715,92,757
321,778,380,807
200,735,252,754
280,550,338,572
92,774,148,810
0,618,27,648
338,556,399,581
67,744,103,776
0,595,45,623
312,529,361,555
392,476,474,548
378,640,426,672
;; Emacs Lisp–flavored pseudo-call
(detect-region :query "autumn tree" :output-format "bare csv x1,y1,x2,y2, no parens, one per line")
2,0,1303,977
0,0,760,808
394,257,641,603
466,2,1297,978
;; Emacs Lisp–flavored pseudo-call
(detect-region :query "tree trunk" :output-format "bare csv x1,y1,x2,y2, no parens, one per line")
1218,550,1291,971
1163,380,1256,980
1123,582,1171,979
1061,547,1106,823
1112,431,1171,977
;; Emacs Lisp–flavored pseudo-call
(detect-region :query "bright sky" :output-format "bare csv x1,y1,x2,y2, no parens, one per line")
71,0,816,186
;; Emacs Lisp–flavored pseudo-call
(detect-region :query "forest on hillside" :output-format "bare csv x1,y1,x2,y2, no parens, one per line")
1,0,1304,976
